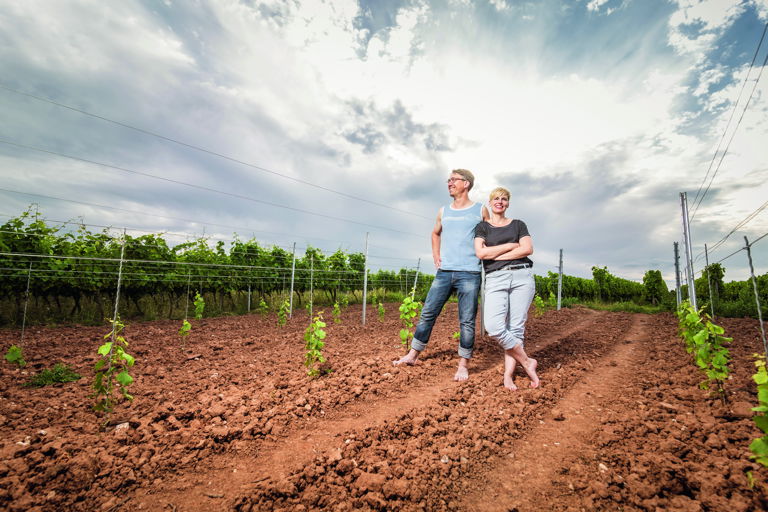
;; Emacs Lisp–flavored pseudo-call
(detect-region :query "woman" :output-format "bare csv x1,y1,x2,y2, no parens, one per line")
474,187,539,390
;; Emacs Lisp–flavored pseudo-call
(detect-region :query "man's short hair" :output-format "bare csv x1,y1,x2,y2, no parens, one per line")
451,169,475,190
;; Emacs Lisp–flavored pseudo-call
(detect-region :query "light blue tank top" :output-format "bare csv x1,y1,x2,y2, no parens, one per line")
440,202,483,271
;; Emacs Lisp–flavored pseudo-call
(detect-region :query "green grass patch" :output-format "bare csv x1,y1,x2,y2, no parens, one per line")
578,300,671,314
25,363,81,387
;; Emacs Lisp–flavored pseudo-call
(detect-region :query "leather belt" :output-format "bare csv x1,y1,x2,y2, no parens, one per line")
493,263,532,272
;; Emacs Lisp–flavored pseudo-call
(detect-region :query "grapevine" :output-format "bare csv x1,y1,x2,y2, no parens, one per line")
377,302,385,322
257,298,269,315
4,345,26,367
332,302,341,324
304,312,329,377
676,301,731,397
178,319,192,342
749,355,768,467
277,299,290,327
398,296,421,351
92,316,135,421
193,292,205,319
533,295,546,317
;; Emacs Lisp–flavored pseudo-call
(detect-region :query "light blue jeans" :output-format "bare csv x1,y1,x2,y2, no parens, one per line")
483,267,536,350
412,270,481,359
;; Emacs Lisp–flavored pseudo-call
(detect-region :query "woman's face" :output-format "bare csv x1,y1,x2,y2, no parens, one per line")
490,194,509,214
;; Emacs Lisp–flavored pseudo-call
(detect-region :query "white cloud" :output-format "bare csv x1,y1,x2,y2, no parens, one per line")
489,0,510,12
2,0,767,282
668,0,745,59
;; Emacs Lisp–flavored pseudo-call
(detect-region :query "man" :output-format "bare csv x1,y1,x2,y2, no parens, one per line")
393,169,489,381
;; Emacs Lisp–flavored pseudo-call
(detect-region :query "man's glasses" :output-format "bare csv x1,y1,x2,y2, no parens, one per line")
446,177,467,184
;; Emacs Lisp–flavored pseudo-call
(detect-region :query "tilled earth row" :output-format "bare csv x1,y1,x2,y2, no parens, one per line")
1,306,767,511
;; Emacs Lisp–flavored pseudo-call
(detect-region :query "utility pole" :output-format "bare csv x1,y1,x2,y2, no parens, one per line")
679,192,697,309
557,249,563,311
673,242,682,307
362,232,369,325
289,242,296,317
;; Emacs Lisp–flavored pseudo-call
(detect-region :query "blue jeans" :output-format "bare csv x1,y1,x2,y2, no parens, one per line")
483,267,536,350
412,270,481,359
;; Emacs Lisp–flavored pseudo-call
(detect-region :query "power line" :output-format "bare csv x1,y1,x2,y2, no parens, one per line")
693,198,768,262
690,22,768,220
0,84,431,220
0,187,425,238
0,138,430,237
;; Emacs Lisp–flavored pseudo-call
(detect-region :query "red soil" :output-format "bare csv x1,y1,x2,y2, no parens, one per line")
1,305,767,511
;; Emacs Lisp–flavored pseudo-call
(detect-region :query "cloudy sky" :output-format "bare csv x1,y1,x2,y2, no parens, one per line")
1,0,767,288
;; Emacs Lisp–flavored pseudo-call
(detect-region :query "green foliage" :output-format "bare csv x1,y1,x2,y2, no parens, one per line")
452,331,460,340
749,355,768,467
178,319,192,339
257,298,269,315
676,301,731,395
92,316,135,418
584,301,671,314
398,296,421,350
277,299,290,327
0,207,437,327
332,302,341,324
25,363,81,387
304,312,329,377
592,266,645,303
193,292,205,319
642,270,668,306
377,302,385,322
533,295,547,317
4,345,26,367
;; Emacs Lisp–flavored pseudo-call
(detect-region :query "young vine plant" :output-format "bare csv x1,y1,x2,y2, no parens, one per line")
178,319,192,343
257,298,269,315
4,345,26,367
92,316,135,422
676,301,731,397
332,302,341,324
304,312,329,377
193,292,205,320
377,302,385,322
750,354,768,467
398,296,421,351
277,299,290,327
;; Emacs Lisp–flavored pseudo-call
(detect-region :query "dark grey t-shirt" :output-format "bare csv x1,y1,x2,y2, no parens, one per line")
474,219,533,273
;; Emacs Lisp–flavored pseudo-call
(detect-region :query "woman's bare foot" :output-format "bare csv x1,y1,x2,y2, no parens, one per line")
503,374,518,390
393,349,420,366
453,366,469,381
453,358,470,381
522,358,539,388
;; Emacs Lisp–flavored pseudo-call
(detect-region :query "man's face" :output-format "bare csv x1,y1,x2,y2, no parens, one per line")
447,174,468,196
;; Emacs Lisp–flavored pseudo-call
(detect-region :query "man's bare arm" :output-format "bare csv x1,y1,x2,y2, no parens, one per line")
432,208,443,269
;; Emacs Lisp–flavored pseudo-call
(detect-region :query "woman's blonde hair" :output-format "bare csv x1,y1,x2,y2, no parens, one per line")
488,186,510,202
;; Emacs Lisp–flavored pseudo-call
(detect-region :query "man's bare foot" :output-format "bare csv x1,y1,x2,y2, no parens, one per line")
453,366,469,382
522,358,539,388
503,374,518,390
393,350,420,366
